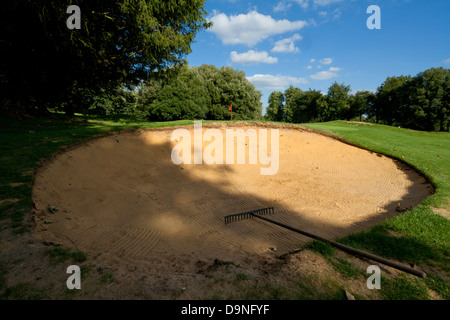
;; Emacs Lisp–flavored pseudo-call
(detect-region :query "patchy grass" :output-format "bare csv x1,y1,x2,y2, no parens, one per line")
46,247,87,264
98,271,115,285
1,282,49,300
381,276,430,300
305,241,361,279
234,273,251,283
330,258,361,279
424,274,449,300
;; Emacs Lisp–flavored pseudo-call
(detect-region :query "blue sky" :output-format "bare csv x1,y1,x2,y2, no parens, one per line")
186,0,450,113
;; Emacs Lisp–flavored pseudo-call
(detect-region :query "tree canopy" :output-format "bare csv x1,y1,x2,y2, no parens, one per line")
0,0,211,115
372,68,450,131
135,65,263,121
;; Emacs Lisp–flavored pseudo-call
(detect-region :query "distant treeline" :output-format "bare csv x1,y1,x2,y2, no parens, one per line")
265,67,450,132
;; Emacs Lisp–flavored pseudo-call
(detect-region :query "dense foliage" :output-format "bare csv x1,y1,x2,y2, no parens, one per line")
265,67,449,131
134,65,263,121
0,0,211,115
266,82,366,124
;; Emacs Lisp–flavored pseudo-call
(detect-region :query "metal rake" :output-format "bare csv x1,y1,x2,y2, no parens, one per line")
223,206,426,278
224,207,274,225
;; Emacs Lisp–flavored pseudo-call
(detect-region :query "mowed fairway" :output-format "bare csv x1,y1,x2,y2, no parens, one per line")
31,122,432,268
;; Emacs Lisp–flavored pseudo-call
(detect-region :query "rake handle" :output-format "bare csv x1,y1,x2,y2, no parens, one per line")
252,214,426,278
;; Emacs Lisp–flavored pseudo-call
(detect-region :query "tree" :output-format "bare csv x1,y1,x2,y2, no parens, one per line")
284,86,303,123
349,91,374,121
145,66,209,121
290,90,325,123
90,87,136,115
197,65,262,121
326,82,351,120
0,0,211,115
134,65,263,121
265,92,285,121
410,67,450,131
375,75,411,126
373,68,450,131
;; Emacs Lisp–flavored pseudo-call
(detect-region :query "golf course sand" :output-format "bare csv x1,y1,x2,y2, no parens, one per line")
31,123,433,268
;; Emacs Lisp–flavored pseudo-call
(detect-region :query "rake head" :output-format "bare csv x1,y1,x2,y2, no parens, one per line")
224,207,274,225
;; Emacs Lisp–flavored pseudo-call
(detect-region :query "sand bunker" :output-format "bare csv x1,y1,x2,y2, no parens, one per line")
32,123,432,265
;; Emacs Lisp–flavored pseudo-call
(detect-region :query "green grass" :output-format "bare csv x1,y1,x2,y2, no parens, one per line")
304,241,335,258
381,276,430,300
330,258,361,279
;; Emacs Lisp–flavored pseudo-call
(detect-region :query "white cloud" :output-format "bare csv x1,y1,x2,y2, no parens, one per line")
230,50,278,65
292,0,310,9
271,34,303,53
247,74,309,90
310,58,316,63
331,8,342,19
319,57,333,65
310,70,336,80
318,11,328,16
443,58,450,65
313,0,344,6
209,11,308,47
291,0,345,9
306,65,312,69
309,66,341,80
274,2,292,12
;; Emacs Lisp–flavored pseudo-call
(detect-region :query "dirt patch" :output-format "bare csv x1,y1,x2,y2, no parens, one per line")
432,207,450,219
29,122,433,298
346,121,373,126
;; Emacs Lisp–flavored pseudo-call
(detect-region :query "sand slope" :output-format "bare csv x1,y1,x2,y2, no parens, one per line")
32,123,432,266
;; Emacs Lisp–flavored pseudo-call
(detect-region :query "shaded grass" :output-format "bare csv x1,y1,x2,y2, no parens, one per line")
1,283,49,300
305,241,361,279
0,259,51,300
0,260,7,293
424,274,449,300
98,271,115,284
382,276,430,300
330,258,360,279
46,247,87,264
338,207,449,273
238,280,345,300
304,241,335,258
